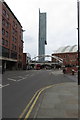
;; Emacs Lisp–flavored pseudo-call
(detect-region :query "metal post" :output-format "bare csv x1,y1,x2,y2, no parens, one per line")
77,0,80,85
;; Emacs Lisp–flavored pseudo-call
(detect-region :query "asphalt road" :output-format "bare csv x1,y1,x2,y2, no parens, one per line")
2,69,76,118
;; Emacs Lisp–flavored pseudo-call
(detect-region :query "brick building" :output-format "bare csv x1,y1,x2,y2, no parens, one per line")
52,45,78,67
0,0,24,70
23,53,31,70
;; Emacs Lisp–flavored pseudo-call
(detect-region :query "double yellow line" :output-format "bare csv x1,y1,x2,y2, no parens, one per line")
19,83,65,120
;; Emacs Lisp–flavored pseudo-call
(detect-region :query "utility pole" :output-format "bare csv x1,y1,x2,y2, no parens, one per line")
77,0,80,85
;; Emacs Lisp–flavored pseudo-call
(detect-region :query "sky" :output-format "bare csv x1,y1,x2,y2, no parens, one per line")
5,0,78,59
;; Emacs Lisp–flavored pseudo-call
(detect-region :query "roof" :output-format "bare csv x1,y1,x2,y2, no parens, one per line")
55,45,78,53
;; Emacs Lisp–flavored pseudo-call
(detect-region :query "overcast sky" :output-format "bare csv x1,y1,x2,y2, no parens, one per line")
5,0,78,58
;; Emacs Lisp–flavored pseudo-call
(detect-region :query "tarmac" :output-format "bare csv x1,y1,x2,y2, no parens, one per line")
29,74,79,119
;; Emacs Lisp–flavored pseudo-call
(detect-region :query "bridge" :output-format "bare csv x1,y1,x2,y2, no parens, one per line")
28,55,63,67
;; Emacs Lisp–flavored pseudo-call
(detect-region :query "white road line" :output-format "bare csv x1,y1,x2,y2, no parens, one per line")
8,78,16,81
0,84,10,88
0,84,2,87
17,79,24,82
25,74,29,77
17,77,27,82
2,84,10,88
18,76,25,79
30,74,34,77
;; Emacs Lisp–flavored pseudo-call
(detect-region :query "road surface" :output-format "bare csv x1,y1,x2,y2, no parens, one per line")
2,69,76,118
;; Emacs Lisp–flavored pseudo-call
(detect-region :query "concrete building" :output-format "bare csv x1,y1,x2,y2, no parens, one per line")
38,9,47,62
52,45,78,67
0,1,24,70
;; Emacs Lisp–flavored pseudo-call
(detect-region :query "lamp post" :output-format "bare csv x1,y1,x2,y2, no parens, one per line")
77,0,80,85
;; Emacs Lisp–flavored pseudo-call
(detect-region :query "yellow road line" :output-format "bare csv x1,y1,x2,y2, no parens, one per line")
19,89,40,119
24,82,65,119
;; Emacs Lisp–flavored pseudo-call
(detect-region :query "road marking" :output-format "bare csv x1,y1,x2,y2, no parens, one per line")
18,89,41,119
33,102,41,118
8,78,16,81
0,84,2,87
19,83,65,120
17,78,25,82
17,77,28,82
0,84,10,88
30,74,34,77
24,85,57,119
2,84,10,88
25,75,29,77
18,76,25,79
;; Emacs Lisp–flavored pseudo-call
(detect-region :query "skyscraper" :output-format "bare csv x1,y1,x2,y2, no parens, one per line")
38,9,47,62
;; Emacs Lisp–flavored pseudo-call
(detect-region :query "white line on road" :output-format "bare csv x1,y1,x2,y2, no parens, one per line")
17,77,28,82
25,74,29,77
18,76,25,79
2,84,10,88
0,84,2,87
8,78,16,81
30,74,34,77
0,84,10,88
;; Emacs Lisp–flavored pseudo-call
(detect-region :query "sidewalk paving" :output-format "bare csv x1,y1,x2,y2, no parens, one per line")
65,73,78,82
30,82,78,118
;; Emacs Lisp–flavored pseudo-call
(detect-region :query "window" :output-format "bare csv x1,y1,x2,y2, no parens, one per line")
13,21,15,27
2,28,5,35
11,51,17,59
12,36,14,41
3,9,6,15
15,45,16,50
13,21,17,28
2,47,9,58
12,44,14,49
2,19,5,25
5,22,9,28
5,40,8,46
15,24,17,28
15,38,16,43
6,13,9,19
15,30,17,35
12,28,15,34
6,31,8,37
2,38,5,45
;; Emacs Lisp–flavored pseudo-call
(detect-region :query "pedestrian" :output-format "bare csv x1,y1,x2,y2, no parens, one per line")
72,69,74,75
63,68,66,74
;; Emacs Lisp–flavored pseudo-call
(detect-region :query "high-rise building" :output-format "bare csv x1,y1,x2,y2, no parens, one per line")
0,1,24,70
38,9,47,62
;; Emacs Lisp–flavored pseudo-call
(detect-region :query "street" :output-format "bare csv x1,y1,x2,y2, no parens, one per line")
2,69,77,118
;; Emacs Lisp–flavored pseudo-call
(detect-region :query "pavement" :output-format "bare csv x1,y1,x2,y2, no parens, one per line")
29,74,79,119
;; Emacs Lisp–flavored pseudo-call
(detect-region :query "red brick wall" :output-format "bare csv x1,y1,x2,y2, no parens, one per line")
23,53,26,65
52,52,78,66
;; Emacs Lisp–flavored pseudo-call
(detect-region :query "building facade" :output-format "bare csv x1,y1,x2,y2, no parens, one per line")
23,53,31,70
0,1,23,70
52,45,78,67
38,9,47,62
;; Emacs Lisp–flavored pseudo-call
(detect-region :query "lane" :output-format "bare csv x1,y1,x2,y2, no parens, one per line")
2,70,75,118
